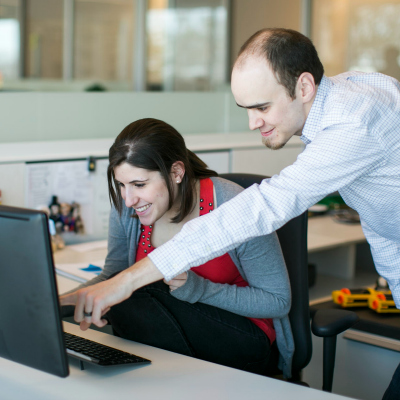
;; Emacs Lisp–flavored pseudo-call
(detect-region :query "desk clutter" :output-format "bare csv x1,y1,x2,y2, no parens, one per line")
308,192,361,224
55,240,107,282
37,195,85,252
332,278,399,314
310,295,400,342
48,195,85,234
25,159,110,244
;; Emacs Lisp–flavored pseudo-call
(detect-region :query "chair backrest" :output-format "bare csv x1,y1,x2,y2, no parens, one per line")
219,173,312,375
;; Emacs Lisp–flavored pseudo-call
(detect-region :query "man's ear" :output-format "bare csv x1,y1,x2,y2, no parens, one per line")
297,72,316,103
170,161,185,183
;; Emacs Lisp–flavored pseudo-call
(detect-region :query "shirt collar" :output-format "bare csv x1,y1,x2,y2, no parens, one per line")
300,76,333,144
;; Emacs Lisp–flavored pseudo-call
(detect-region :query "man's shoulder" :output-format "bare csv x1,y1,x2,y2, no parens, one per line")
328,71,398,99
322,72,397,124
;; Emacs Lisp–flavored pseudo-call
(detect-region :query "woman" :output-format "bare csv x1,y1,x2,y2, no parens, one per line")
63,118,294,377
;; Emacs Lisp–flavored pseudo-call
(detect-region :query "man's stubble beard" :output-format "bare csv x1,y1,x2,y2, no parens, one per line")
262,136,287,151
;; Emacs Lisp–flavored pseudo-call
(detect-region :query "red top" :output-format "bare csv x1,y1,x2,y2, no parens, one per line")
136,178,275,344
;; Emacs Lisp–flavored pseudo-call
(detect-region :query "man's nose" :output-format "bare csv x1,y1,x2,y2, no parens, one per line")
248,111,264,131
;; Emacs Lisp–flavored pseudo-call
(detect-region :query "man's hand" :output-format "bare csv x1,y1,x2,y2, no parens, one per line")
164,272,188,291
59,257,164,330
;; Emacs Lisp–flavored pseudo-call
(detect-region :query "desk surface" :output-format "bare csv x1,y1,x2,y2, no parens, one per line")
0,321,353,400
307,216,365,252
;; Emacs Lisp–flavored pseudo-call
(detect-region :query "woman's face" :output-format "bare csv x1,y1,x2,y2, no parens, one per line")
114,162,177,226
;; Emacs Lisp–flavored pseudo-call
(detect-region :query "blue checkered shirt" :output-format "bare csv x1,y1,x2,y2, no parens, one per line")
149,72,400,307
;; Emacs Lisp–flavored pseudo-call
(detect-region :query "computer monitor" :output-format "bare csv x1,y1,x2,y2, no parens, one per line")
0,205,69,377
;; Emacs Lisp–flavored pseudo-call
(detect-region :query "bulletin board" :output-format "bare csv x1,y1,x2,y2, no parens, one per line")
24,158,110,238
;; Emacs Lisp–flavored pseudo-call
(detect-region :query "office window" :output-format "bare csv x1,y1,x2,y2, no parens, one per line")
25,0,63,78
74,0,134,84
146,0,229,91
0,0,20,80
312,0,400,81
0,0,229,91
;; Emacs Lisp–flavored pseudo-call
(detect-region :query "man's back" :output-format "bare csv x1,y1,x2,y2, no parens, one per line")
301,72,400,241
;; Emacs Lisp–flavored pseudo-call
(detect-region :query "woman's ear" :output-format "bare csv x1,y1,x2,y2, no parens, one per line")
171,161,185,184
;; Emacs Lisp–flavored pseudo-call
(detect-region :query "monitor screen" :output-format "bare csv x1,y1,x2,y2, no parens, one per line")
0,205,69,377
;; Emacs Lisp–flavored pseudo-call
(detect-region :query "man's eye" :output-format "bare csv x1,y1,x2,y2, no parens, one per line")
135,184,145,188
258,106,268,112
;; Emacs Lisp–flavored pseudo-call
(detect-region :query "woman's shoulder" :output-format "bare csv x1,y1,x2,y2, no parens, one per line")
210,176,244,205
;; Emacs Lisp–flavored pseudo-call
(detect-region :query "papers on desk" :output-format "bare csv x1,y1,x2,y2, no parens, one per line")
55,260,105,283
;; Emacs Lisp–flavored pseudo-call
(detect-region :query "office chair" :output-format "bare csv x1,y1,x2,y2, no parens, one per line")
220,173,359,392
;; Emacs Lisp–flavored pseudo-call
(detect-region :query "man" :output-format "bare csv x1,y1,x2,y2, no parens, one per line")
61,28,400,398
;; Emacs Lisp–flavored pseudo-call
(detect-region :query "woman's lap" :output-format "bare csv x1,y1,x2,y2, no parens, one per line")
106,280,279,375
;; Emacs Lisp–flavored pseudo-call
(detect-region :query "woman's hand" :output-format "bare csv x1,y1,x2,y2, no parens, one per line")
60,257,164,330
164,272,188,291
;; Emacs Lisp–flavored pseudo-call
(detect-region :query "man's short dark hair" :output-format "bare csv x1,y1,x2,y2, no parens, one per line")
237,28,324,99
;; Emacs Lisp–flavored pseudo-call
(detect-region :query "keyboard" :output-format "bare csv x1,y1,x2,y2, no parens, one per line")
64,332,151,367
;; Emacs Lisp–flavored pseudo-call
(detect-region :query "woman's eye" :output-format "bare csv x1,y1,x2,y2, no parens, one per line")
135,183,145,188
258,106,268,112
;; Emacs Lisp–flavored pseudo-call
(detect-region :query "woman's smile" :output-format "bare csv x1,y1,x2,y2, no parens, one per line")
135,203,152,214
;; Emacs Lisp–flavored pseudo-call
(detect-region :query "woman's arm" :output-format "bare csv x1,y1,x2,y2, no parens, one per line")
169,177,291,319
170,231,290,319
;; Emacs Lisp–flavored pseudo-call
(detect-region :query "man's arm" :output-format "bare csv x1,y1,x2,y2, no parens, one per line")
149,121,385,281
59,257,163,329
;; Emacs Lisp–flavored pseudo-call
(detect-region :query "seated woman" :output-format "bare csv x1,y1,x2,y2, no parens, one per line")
64,118,294,377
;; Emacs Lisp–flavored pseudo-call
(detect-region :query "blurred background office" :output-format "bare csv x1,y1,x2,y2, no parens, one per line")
1,3,400,400
1,0,399,94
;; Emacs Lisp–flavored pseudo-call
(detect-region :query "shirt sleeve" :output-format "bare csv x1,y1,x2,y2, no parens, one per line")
360,220,400,308
149,121,386,281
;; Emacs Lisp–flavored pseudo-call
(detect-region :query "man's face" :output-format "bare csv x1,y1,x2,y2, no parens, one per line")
231,57,307,150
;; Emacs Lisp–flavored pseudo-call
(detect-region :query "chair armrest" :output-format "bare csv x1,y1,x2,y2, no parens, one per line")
311,309,359,337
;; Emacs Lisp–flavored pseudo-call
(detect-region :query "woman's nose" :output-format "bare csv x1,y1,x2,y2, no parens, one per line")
123,189,139,208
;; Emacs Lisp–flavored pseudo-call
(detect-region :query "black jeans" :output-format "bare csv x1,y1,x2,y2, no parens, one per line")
106,280,280,376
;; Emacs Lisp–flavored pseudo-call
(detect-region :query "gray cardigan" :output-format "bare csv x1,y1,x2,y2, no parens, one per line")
81,177,294,377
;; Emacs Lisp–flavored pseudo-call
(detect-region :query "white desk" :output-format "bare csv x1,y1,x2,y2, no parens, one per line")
0,320,353,400
308,216,366,280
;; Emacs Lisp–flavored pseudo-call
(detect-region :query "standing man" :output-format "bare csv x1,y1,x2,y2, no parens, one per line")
61,28,400,398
